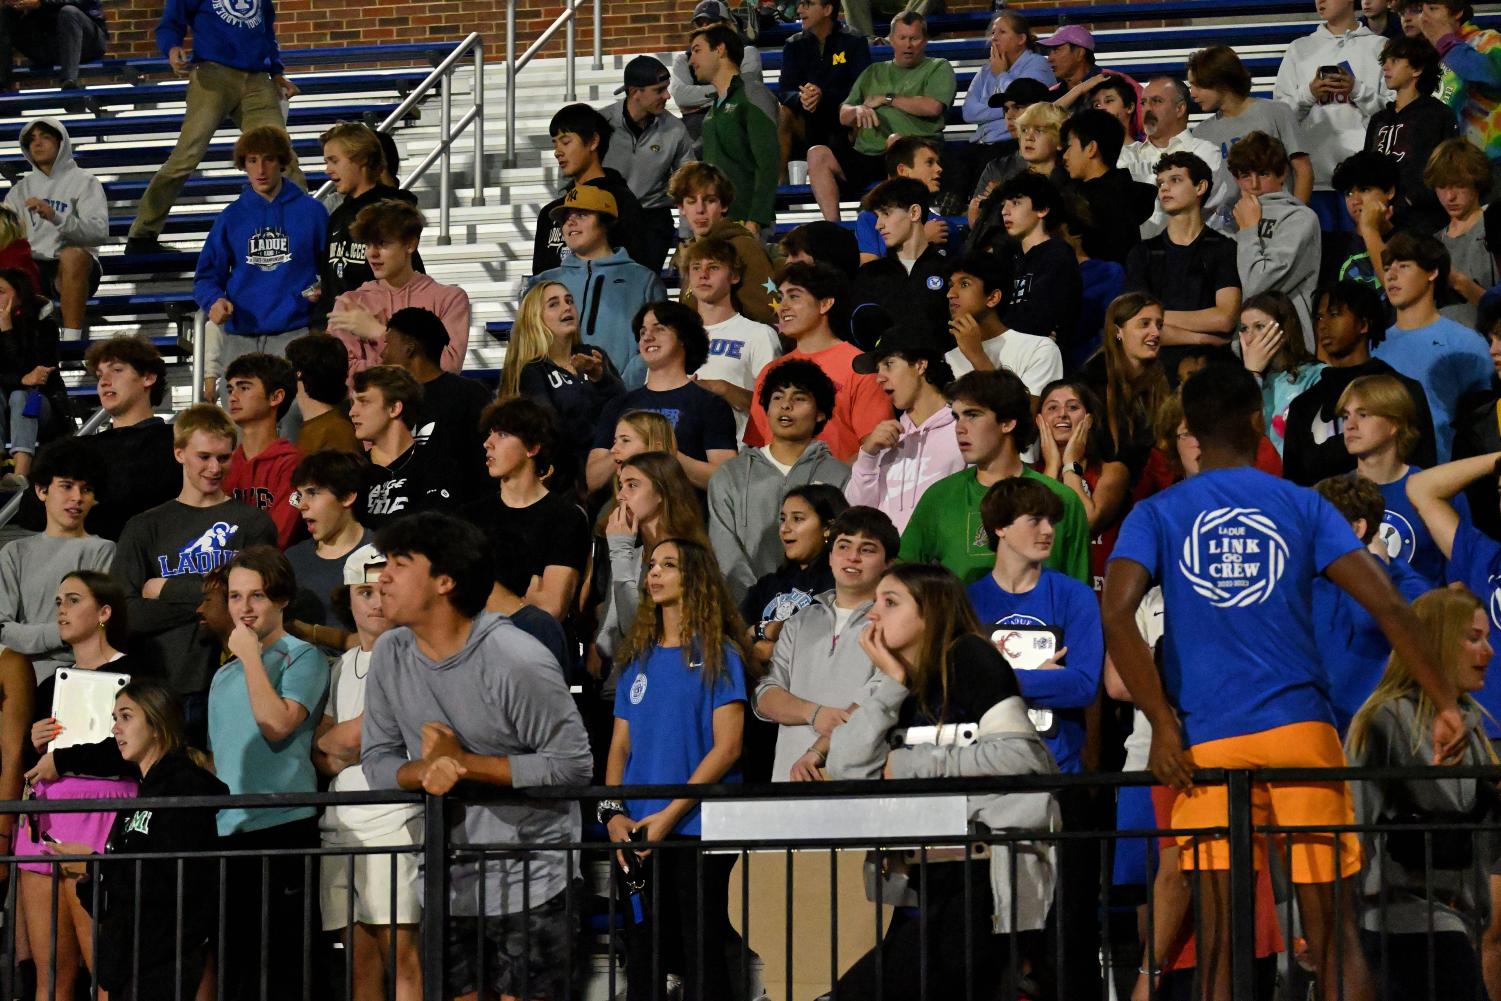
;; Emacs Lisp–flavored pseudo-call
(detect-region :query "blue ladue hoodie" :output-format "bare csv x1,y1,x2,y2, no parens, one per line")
194,181,327,337
157,0,283,75
530,249,667,378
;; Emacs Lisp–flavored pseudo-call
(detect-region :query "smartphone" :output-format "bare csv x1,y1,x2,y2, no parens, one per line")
1318,64,1343,79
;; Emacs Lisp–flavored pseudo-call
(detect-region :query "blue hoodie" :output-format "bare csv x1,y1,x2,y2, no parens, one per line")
157,0,283,74
194,181,327,337
530,249,667,377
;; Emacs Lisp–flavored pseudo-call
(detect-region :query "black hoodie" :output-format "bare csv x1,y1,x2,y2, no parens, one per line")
531,168,650,275
73,748,227,992
1280,358,1438,487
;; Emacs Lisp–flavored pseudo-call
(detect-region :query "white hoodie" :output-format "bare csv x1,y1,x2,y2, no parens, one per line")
4,118,107,261
1273,23,1390,189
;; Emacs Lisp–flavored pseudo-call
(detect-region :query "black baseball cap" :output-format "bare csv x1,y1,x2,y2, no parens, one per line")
615,55,670,96
850,304,947,373
988,77,1053,109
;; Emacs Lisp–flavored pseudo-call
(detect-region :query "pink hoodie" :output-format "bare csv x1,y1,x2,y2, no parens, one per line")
843,405,965,533
330,274,471,389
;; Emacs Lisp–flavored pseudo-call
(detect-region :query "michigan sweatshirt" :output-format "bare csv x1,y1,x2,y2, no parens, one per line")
4,118,107,261
193,181,328,337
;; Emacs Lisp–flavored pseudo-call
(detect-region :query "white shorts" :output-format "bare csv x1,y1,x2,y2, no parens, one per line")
319,826,423,930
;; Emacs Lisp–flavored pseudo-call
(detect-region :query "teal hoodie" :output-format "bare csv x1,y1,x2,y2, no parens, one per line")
531,249,667,377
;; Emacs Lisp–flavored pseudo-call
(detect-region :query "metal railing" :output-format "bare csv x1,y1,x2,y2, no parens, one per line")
313,32,488,247
505,0,604,167
8,764,1501,1001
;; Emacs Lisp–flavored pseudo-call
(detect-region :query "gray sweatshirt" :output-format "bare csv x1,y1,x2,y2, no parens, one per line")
707,442,850,606
753,590,875,781
1349,696,1499,936
1235,190,1322,350
600,101,695,211
828,674,1060,933
361,612,593,916
669,45,764,117
111,498,276,695
0,533,114,681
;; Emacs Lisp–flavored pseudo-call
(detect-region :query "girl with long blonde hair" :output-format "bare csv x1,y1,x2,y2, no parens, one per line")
604,536,748,1001
501,280,622,491
1346,586,1496,1001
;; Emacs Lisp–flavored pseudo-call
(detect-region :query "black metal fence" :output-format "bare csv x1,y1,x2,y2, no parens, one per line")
4,766,1500,1001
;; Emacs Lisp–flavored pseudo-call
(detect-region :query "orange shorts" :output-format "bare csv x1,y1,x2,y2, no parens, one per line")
1170,721,1361,884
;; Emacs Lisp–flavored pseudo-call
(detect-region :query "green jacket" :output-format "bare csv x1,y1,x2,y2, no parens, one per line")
703,75,780,228
898,467,1091,586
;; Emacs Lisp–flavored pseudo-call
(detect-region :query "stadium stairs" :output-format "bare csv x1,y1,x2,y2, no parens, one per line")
11,2,1496,405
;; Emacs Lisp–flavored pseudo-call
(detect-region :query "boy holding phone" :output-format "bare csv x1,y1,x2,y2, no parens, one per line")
966,476,1102,775
1273,0,1390,205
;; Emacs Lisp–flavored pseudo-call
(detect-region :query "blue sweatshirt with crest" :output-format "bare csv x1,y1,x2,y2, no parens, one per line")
157,0,283,74
194,181,327,337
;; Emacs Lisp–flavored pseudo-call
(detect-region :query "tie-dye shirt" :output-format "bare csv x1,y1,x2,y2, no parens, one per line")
1436,23,1501,161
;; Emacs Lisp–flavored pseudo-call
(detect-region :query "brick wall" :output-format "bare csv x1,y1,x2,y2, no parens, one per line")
99,0,1179,68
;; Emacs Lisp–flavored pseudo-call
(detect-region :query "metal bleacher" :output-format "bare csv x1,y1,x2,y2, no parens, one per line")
13,0,1498,398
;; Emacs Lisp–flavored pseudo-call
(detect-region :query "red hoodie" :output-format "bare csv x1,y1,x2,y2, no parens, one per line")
0,238,42,298
223,437,304,550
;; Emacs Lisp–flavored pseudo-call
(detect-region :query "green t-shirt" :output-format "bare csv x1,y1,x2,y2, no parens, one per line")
898,467,1091,586
844,57,957,156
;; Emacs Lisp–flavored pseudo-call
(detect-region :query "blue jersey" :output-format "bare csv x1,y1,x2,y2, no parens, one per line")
615,643,747,834
1377,467,1468,589
966,569,1102,773
1442,518,1501,735
1110,466,1361,745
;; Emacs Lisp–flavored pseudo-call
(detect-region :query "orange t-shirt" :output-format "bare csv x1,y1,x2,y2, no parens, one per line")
742,342,894,463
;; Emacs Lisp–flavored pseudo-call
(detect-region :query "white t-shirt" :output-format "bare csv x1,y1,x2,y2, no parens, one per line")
832,603,857,637
760,446,794,476
319,646,422,843
1121,587,1164,772
945,327,1064,395
698,313,782,440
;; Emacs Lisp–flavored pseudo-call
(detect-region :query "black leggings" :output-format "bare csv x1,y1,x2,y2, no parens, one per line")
622,839,737,1001
834,860,1023,1001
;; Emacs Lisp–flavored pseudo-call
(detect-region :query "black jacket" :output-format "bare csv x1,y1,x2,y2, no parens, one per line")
1280,358,1437,486
74,749,227,992
848,243,953,351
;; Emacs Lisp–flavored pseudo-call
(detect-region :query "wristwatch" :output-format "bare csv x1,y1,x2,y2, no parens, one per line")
753,620,771,642
596,798,625,825
1065,461,1084,478
884,91,896,105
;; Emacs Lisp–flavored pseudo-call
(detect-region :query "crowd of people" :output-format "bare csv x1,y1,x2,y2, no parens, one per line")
6,0,1501,998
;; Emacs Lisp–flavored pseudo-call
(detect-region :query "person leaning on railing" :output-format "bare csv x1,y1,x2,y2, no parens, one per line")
822,561,1059,998
43,681,226,1001
1346,585,1501,1000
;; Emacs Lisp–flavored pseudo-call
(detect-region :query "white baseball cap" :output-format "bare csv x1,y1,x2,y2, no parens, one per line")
343,543,387,586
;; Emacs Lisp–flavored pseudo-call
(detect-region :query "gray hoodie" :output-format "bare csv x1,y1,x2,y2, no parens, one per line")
361,612,593,916
5,118,108,261
1235,190,1322,350
827,673,1060,933
753,590,876,781
1348,695,1499,936
707,442,850,606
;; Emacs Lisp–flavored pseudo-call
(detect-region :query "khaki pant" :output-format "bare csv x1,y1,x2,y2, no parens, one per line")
130,60,307,239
